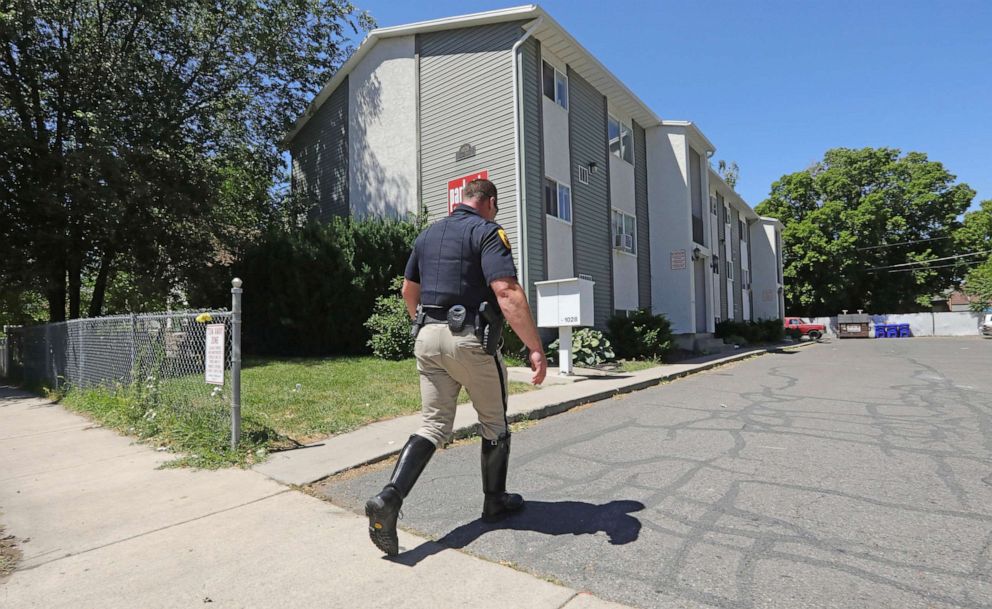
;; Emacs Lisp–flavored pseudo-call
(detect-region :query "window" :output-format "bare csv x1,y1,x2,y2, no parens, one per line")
710,195,718,215
608,115,633,164
577,165,590,185
545,177,572,222
542,61,568,110
612,209,636,255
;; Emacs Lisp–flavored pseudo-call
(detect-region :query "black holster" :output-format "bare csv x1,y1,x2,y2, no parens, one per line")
475,302,505,356
410,306,425,339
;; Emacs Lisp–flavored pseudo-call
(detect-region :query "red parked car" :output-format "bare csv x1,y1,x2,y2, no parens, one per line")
784,317,826,340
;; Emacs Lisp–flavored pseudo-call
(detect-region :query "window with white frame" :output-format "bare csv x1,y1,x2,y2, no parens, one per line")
608,115,633,164
545,177,572,222
611,209,636,255
542,61,568,110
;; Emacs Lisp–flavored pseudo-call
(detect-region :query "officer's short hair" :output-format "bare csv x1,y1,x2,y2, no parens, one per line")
464,179,497,203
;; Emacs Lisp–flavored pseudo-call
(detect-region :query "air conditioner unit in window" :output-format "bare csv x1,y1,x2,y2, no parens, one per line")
623,234,633,250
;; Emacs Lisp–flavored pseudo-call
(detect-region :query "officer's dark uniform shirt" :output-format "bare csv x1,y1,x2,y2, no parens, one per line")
404,204,517,311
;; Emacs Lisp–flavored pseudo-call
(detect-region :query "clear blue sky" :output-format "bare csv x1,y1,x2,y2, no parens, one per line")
350,0,992,211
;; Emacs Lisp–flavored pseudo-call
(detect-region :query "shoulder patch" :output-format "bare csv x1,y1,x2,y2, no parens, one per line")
497,228,511,250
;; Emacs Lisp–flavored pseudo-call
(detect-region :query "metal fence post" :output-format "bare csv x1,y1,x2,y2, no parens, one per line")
230,278,243,450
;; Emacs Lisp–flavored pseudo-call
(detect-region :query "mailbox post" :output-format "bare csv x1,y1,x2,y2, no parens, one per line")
535,277,595,375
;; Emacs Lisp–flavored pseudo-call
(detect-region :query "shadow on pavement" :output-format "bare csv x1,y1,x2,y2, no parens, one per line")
390,499,645,566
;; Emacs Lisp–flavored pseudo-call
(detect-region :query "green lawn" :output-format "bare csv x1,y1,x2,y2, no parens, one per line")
60,356,537,468
241,356,535,443
617,359,664,372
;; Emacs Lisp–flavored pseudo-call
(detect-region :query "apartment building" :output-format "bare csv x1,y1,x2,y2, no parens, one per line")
284,5,784,341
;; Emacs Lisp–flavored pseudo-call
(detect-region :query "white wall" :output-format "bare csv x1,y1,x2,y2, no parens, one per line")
749,219,782,320
348,36,417,219
646,127,694,333
546,217,573,279
800,313,984,337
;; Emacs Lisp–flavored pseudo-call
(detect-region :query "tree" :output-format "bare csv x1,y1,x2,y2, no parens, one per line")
957,200,992,311
755,148,975,316
717,160,739,189
0,1,372,321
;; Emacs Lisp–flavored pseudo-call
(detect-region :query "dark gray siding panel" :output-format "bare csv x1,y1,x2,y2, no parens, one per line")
291,77,349,220
718,193,728,320
419,23,522,252
633,121,650,310
732,207,743,321
567,68,612,328
522,37,544,306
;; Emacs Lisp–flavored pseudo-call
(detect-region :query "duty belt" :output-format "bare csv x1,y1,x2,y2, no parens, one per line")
422,305,477,325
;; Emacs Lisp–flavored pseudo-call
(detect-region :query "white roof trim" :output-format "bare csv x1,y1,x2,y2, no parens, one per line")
661,120,717,155
707,166,758,219
283,4,662,145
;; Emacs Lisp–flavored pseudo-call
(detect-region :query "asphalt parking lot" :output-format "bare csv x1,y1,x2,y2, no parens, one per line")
317,337,992,609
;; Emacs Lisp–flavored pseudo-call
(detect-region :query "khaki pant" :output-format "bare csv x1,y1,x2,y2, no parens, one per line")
414,323,508,446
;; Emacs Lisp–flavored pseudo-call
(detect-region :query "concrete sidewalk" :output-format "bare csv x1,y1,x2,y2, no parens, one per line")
0,384,635,608
254,344,806,486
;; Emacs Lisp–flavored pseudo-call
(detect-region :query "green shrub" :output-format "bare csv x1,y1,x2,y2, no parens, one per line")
784,327,803,340
548,328,615,367
365,277,414,360
715,318,785,344
500,325,527,366
606,309,673,360
235,216,418,356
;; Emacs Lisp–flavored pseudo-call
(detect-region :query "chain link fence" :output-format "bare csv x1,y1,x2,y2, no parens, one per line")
1,280,244,447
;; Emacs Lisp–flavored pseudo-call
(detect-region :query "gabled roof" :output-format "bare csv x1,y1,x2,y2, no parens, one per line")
283,4,662,145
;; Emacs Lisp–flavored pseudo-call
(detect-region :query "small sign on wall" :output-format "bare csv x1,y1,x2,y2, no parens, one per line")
205,324,225,385
670,250,687,270
448,170,488,214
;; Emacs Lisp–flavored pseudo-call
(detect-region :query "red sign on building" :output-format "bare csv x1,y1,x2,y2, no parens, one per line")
447,170,488,215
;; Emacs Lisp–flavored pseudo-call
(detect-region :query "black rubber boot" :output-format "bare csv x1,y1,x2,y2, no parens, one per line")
365,434,436,555
481,433,524,523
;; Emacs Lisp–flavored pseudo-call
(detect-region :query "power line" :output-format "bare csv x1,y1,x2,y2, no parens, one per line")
855,236,952,251
878,259,986,273
867,249,992,271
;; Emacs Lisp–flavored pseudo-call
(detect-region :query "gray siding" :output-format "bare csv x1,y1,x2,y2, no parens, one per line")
522,37,544,307
718,193,728,320
418,23,522,258
633,121,650,310
567,67,612,328
291,77,349,220
732,208,743,321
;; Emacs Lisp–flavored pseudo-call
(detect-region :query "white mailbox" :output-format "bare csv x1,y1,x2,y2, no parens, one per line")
534,277,595,376
535,277,595,328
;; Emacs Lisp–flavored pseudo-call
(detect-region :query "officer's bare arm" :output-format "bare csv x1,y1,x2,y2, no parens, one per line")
491,277,546,384
401,279,421,319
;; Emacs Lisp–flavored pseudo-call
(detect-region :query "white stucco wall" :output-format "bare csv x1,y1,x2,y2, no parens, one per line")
348,36,417,218
546,216,573,279
749,219,782,321
646,127,694,333
543,100,570,184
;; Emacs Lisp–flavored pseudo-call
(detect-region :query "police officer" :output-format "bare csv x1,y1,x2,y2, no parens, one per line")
365,178,547,556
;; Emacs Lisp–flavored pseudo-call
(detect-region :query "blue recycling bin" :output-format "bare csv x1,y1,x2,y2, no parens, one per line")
874,324,888,338
898,323,911,338
885,325,899,338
